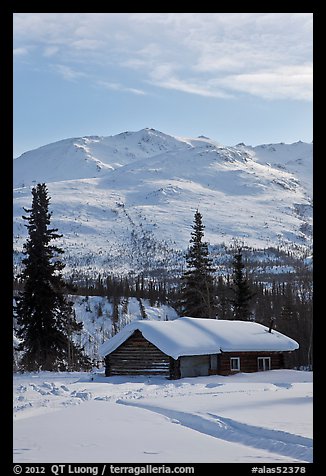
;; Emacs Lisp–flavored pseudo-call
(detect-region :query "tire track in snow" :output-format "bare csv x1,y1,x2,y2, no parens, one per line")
117,400,312,462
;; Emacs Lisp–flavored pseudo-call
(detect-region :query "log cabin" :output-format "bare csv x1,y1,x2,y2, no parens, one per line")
99,317,299,379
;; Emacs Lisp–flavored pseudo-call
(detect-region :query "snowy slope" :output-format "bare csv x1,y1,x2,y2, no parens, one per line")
13,129,190,187
13,370,313,463
13,129,313,275
249,141,312,195
71,295,179,360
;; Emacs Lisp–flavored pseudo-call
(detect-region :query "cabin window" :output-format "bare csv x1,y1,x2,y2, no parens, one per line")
257,357,271,371
230,357,240,371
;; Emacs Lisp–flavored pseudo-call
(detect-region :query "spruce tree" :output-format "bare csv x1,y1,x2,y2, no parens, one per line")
181,210,216,318
15,183,90,371
216,276,233,320
230,247,255,320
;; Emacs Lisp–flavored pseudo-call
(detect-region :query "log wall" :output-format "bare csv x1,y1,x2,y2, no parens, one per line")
217,351,284,375
104,331,288,379
105,330,170,376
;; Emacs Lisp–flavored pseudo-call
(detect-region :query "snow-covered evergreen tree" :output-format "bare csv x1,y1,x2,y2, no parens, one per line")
230,248,255,320
180,210,216,318
15,183,90,371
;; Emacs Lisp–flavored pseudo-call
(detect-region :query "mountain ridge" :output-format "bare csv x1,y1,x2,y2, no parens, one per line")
13,128,313,276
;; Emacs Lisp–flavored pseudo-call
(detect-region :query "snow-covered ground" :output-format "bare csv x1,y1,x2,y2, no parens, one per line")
13,369,312,463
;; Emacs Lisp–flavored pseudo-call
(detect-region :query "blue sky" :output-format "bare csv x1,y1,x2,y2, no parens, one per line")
13,13,313,158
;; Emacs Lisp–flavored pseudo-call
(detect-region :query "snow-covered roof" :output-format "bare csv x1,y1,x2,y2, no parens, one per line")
99,317,299,360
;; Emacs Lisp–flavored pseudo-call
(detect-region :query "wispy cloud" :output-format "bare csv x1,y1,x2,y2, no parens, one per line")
150,76,232,99
13,47,29,57
13,13,313,102
43,46,59,57
71,39,105,51
51,64,87,81
97,80,146,96
217,64,313,101
147,63,232,98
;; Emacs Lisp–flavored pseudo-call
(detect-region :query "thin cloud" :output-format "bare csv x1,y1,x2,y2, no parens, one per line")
71,39,105,51
52,64,87,81
43,46,59,57
151,76,232,99
13,47,29,57
217,64,313,101
13,13,313,102
97,80,146,96
148,63,232,99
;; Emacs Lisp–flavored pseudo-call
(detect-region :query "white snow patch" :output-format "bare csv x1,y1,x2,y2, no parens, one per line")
13,370,312,463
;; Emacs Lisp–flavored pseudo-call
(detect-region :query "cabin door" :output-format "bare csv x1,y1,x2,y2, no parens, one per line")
209,354,218,374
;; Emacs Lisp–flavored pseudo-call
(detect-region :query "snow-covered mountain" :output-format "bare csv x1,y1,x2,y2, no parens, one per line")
13,128,312,275
13,129,190,186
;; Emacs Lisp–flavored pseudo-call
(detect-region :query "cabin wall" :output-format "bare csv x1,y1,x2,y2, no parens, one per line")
105,330,170,376
217,351,284,375
104,330,289,379
180,355,210,378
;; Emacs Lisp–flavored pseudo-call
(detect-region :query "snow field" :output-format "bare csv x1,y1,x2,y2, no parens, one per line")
13,370,312,463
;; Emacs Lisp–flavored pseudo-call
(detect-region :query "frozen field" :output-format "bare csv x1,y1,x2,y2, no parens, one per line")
13,369,313,463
